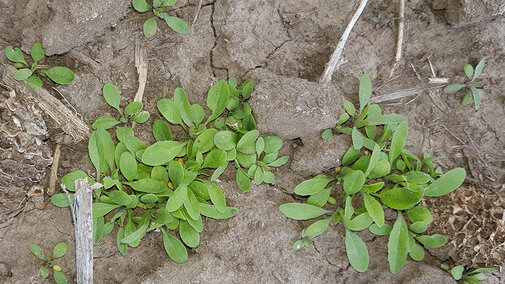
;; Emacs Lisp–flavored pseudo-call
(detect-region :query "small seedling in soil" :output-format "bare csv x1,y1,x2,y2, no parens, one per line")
4,42,75,90
441,263,495,284
444,59,485,110
30,242,68,284
51,78,287,263
132,0,189,37
283,74,466,274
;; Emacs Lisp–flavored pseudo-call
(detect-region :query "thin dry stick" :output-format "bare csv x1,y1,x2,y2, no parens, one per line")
52,87,83,121
73,179,94,284
191,0,204,30
370,85,444,103
319,0,369,83
132,39,148,129
389,0,405,78
47,144,62,196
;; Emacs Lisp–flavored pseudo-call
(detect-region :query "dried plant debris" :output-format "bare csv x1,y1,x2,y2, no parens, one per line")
0,90,53,223
426,186,505,267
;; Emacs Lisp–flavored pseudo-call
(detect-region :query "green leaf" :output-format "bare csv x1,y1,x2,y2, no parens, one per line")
342,147,360,166
294,177,333,196
406,206,433,224
410,221,428,234
125,179,168,193
343,170,365,195
263,136,282,153
203,148,227,168
388,213,409,274
92,116,120,130
343,212,373,231
279,203,328,220
198,203,238,219
102,83,121,113
157,99,182,125
464,64,474,79
125,102,143,117
30,42,44,62
461,91,472,106
117,227,127,255
409,242,425,261
205,181,226,213
30,244,45,260
108,190,132,206
389,121,408,164
189,104,205,125
179,220,200,248
237,130,259,152
369,223,392,236
27,75,43,89
362,182,384,193
366,114,405,125
5,46,26,63
424,168,466,197
121,213,149,244
343,100,356,116
88,131,102,178
444,84,465,94
132,0,150,12
53,270,67,284
14,69,33,81
143,17,157,38
379,187,422,210
51,193,74,207
193,129,218,154
166,184,188,212
122,136,146,159
119,152,137,182
53,242,67,259
321,129,332,140
362,192,384,227
415,234,446,248
142,141,185,166
450,265,464,280
93,203,121,218
470,86,484,110
39,266,49,278
61,171,93,192
213,131,238,151
161,228,188,264
47,67,74,84
116,127,134,142
159,14,189,35
305,218,331,238
153,119,172,141
365,143,381,177
473,59,485,81
236,168,251,192
268,156,289,167
359,74,372,112
345,229,369,272
241,78,254,99
96,127,115,173
351,127,363,150
307,187,331,207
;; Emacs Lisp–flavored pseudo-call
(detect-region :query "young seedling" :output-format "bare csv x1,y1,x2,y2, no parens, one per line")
441,264,495,284
51,78,287,264
30,242,68,284
444,59,485,110
4,42,75,90
132,0,189,38
283,74,466,274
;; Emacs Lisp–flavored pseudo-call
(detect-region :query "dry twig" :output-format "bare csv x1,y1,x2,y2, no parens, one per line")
320,0,369,83
370,85,444,103
47,144,62,196
191,0,204,30
389,0,405,78
132,39,148,129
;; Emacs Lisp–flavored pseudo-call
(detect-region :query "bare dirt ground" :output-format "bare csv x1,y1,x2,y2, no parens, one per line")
0,0,504,283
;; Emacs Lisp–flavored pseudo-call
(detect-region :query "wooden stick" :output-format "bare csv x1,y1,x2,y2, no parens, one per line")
369,85,444,103
132,39,148,129
319,0,369,83
2,66,89,142
47,144,62,196
389,0,405,78
73,179,94,284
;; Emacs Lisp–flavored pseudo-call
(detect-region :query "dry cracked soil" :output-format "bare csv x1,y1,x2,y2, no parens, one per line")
1,0,505,283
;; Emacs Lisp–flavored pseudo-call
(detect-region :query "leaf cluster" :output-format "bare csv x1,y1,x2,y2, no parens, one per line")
4,42,75,89
444,59,485,110
29,243,68,284
132,0,189,37
442,264,495,284
281,75,466,274
52,78,287,263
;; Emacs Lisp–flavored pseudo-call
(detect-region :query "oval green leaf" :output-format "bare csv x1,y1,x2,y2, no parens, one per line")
279,203,328,220
47,67,74,84
424,168,466,197
53,242,67,259
143,17,157,38
345,229,369,272
388,213,409,274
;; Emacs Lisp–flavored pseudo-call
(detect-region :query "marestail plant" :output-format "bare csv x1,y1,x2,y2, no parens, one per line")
444,59,485,110
51,78,287,263
30,242,68,284
132,0,189,38
281,75,466,274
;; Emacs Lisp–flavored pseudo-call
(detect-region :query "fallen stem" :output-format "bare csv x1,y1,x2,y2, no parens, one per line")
47,144,62,196
389,0,405,78
319,0,369,83
370,85,445,103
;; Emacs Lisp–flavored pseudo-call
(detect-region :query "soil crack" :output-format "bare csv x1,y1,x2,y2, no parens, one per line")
209,2,229,78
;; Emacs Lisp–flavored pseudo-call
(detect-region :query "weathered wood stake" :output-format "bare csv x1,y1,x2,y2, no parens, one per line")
73,179,94,284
